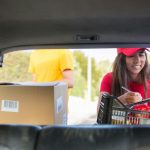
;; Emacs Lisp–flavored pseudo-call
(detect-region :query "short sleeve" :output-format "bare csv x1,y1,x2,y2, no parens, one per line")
100,72,113,94
60,50,74,71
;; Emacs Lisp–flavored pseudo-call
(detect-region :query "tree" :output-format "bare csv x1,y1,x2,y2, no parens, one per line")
0,51,32,82
72,50,112,100
0,50,113,101
71,51,87,98
73,51,88,80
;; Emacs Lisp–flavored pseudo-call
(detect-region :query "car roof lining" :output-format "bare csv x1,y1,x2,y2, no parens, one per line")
1,0,150,52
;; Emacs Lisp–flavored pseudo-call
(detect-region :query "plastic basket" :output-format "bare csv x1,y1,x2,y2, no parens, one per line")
97,93,150,125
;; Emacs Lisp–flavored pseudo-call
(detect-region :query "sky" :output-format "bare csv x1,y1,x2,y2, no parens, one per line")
71,48,117,62
26,48,117,62
28,48,150,62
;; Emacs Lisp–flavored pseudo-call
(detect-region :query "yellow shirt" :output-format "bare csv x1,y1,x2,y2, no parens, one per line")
28,49,74,82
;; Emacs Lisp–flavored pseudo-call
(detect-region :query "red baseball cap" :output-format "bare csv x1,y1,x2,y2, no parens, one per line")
117,48,149,56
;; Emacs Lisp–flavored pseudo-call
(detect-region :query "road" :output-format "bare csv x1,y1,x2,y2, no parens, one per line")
68,96,98,125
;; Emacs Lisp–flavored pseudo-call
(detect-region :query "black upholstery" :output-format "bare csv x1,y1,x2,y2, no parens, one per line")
0,124,41,150
36,125,150,150
0,123,150,150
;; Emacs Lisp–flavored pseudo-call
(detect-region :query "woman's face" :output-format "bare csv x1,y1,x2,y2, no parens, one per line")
125,50,146,76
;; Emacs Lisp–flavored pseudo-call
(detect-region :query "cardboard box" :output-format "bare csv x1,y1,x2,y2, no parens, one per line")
0,82,68,125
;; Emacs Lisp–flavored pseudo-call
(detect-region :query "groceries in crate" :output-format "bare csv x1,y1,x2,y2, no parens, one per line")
97,93,150,125
129,103,150,118
133,103,150,111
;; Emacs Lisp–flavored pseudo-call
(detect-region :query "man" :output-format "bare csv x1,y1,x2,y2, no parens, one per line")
28,49,74,89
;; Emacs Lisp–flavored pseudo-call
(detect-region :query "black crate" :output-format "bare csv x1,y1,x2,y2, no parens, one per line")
97,93,150,125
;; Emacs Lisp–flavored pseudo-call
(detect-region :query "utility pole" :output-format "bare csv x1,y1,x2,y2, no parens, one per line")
87,53,92,103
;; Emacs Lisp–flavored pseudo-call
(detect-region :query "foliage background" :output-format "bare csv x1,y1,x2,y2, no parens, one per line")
0,50,114,101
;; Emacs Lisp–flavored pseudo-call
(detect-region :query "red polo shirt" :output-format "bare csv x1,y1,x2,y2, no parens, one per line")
100,72,150,99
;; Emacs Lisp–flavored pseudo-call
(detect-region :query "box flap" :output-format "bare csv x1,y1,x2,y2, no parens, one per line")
0,81,67,87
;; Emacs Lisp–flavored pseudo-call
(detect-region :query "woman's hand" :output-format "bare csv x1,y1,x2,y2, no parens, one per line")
118,92,142,104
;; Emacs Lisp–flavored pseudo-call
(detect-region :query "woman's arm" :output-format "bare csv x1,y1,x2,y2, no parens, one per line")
118,92,142,104
97,91,142,115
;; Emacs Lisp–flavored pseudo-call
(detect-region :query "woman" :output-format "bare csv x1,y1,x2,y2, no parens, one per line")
97,48,150,112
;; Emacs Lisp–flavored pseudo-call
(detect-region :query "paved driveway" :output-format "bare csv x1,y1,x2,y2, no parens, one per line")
68,96,97,125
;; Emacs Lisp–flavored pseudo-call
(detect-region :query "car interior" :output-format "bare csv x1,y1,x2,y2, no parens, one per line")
1,0,150,149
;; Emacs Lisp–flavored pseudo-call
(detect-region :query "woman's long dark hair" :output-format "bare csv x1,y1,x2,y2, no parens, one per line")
111,50,149,98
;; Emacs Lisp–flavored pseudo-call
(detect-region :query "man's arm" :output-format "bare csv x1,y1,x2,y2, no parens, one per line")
61,69,74,88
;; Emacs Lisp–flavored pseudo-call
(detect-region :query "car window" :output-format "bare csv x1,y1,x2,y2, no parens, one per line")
0,48,117,125
1,48,149,125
